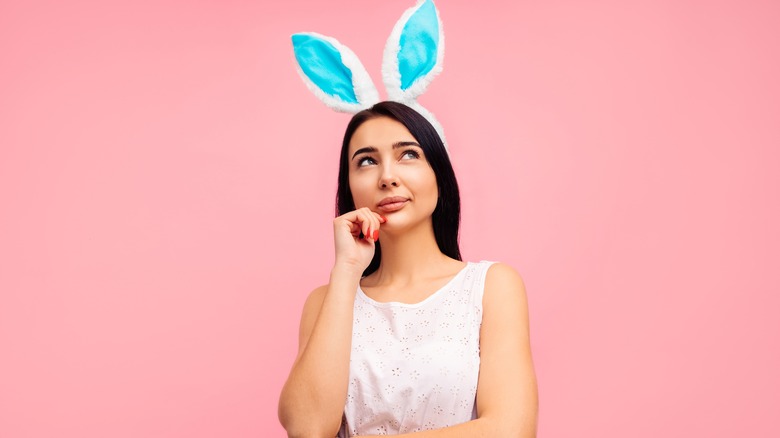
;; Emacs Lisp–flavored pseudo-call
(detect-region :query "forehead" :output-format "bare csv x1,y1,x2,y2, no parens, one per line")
348,117,418,154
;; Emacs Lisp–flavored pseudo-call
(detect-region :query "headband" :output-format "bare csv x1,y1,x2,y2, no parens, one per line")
291,0,448,149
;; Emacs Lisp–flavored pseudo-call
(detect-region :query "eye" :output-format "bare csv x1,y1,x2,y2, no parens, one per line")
401,149,420,160
357,156,377,167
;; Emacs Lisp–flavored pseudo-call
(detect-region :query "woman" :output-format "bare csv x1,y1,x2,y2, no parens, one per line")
278,101,538,437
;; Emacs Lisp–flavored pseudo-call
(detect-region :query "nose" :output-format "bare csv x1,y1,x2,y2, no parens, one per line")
379,164,399,188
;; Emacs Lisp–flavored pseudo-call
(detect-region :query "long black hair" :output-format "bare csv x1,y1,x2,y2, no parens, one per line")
336,101,461,277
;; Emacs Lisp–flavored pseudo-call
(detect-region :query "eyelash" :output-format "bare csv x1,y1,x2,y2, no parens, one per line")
357,149,420,166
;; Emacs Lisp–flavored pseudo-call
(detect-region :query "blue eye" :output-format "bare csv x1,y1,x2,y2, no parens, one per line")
401,150,420,159
356,150,419,167
357,156,376,167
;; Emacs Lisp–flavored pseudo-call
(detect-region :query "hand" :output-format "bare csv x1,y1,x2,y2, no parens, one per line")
333,207,387,273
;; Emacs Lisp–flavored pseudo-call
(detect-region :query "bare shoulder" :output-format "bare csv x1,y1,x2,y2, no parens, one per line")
306,283,330,304
301,284,330,319
476,262,538,433
293,284,330,361
482,262,530,329
484,262,527,302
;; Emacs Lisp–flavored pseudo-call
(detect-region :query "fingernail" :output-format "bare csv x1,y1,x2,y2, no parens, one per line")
373,230,379,240
366,229,372,240
380,215,387,222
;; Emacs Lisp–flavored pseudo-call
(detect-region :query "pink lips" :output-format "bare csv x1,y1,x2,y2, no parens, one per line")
377,196,409,212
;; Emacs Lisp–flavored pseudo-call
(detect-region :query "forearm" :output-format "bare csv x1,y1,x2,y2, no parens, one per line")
364,416,533,438
279,267,361,436
358,418,491,438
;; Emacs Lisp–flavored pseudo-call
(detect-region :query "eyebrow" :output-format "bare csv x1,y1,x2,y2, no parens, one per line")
351,141,421,160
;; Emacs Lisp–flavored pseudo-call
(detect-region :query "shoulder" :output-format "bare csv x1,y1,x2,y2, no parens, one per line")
293,284,331,360
483,262,526,295
482,262,528,311
302,284,330,313
474,262,538,431
309,283,330,298
298,283,331,330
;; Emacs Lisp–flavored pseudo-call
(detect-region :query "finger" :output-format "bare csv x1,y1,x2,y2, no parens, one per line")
349,219,361,237
369,211,384,241
337,214,362,239
343,210,366,235
337,214,356,234
344,209,366,239
364,208,379,241
353,209,376,241
373,211,387,224
360,209,371,240
369,210,380,240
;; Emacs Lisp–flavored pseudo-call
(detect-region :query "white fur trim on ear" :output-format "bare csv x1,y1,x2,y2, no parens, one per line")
407,101,448,151
381,0,445,103
292,32,380,113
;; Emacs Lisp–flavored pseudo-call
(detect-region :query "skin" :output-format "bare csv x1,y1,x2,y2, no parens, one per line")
278,117,539,437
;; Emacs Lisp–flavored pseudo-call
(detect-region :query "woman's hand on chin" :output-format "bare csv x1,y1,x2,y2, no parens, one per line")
333,207,387,272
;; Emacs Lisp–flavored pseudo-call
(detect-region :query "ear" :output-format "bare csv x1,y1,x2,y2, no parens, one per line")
291,32,380,113
381,0,444,103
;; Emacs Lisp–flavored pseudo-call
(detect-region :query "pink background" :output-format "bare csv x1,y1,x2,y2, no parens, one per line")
1,0,778,436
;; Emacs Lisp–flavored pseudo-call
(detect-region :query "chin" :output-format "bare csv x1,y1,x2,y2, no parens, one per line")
387,214,433,231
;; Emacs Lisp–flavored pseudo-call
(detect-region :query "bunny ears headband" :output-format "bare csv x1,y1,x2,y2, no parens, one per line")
291,0,448,148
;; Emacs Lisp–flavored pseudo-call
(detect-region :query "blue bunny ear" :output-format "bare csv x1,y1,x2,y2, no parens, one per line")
382,0,444,103
292,32,380,113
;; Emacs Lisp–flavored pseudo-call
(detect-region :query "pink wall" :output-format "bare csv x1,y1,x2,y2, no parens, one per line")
1,0,778,436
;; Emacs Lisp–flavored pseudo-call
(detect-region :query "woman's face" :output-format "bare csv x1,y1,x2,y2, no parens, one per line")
348,116,438,232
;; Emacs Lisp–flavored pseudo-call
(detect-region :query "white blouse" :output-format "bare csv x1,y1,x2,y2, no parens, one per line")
338,260,496,436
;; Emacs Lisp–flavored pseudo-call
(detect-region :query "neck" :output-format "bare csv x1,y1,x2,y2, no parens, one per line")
371,219,453,285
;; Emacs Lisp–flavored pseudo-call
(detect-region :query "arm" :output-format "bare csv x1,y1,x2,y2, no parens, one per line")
364,262,539,437
278,207,384,438
277,267,362,438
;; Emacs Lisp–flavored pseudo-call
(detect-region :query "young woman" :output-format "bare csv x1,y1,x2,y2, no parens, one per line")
278,101,538,437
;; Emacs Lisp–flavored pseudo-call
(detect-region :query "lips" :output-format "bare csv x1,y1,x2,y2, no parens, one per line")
377,196,409,212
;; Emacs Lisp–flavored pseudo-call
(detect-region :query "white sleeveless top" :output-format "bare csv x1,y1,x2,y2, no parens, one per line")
338,260,496,436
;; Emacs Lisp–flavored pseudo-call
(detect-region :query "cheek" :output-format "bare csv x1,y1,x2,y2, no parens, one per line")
348,174,372,207
422,169,439,191
405,168,438,199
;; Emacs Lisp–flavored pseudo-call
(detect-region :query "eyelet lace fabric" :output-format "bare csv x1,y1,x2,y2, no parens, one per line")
338,260,496,436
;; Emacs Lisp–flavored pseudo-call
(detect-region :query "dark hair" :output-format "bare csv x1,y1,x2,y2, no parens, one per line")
336,101,461,277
